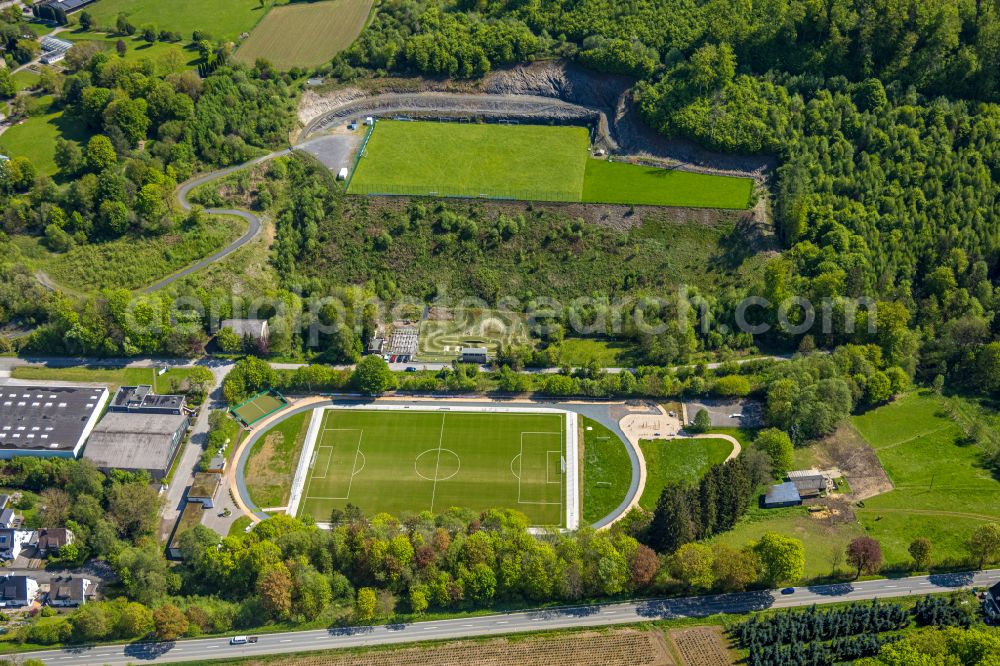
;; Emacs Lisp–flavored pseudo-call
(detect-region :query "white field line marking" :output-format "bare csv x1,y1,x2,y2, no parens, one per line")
305,429,362,503
310,446,334,480
517,433,524,502
429,413,446,512
546,449,563,484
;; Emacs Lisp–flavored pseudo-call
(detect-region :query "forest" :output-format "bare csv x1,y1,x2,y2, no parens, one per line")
1,0,998,401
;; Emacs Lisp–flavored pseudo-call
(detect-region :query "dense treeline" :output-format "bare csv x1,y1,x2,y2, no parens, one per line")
859,626,1000,665
734,596,988,666
646,455,768,553
735,601,907,666
748,635,899,666
180,510,657,620
0,457,162,563
636,46,1000,392
913,595,975,629
334,0,1000,102
732,601,910,648
217,344,905,441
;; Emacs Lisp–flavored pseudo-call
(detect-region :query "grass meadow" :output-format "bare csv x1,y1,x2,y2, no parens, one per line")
581,418,632,525
853,391,1000,568
10,366,204,391
710,391,1000,581
12,215,244,292
64,30,201,73
638,437,734,510
82,0,264,41
298,409,567,526
246,412,309,509
582,159,754,209
0,101,89,176
234,0,373,69
554,338,636,367
350,121,591,201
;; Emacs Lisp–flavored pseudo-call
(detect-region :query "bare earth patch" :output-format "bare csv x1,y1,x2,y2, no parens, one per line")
811,423,893,500
217,629,673,666
669,627,735,666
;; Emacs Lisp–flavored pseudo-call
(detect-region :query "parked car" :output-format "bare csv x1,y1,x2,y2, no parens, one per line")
405,367,417,372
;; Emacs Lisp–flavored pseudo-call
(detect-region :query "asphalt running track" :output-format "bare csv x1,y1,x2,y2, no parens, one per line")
19,569,1000,666
233,397,646,530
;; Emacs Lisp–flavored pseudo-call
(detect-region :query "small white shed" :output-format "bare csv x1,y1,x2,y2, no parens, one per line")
337,168,349,181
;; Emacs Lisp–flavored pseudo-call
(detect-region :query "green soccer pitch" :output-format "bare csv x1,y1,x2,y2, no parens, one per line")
298,409,567,526
347,120,753,208
348,121,591,201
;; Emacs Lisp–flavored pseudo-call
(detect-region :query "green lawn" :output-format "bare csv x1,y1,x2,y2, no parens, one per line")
554,338,636,367
246,412,308,509
82,0,265,41
582,159,754,209
581,417,632,525
0,105,89,176
10,215,245,292
228,516,252,536
63,30,201,73
299,409,567,527
10,365,203,391
710,504,868,580
638,437,734,510
12,70,40,92
234,0,373,69
852,391,1000,568
708,391,1000,581
23,22,56,37
348,121,753,209
350,121,591,201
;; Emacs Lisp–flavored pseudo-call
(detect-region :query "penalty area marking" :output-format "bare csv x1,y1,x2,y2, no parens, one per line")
303,427,363,502
516,431,563,506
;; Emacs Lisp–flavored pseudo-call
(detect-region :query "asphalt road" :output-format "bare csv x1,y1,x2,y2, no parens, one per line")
17,569,1000,666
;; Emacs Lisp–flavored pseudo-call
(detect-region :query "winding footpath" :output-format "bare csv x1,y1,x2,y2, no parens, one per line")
142,150,293,293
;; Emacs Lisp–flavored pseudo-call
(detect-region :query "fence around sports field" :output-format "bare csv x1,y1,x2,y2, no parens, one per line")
347,181,581,202
231,390,290,427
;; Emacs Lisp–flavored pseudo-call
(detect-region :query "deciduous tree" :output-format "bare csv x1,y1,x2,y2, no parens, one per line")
846,536,883,578
753,532,804,586
153,603,188,641
355,587,377,622
967,523,1000,569
908,538,932,572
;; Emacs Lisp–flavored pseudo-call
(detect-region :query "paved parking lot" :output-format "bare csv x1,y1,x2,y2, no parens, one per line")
295,130,364,174
685,399,763,427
